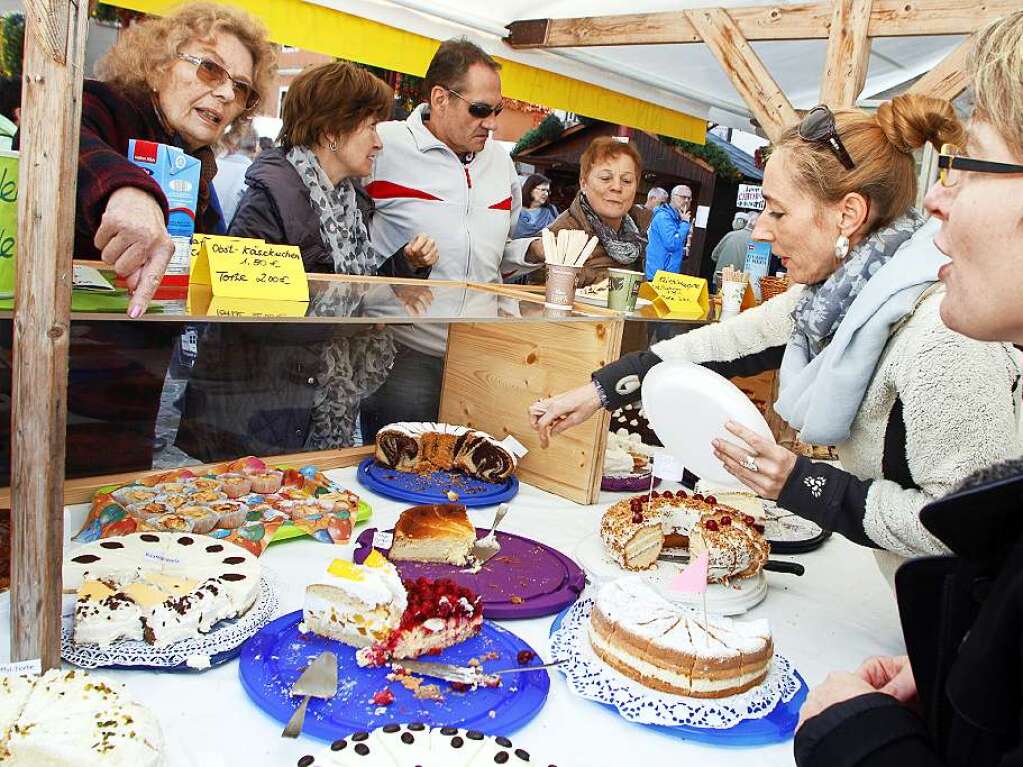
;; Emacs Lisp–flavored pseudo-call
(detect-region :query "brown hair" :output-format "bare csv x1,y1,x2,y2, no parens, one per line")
969,10,1023,160
772,94,964,228
580,136,644,180
96,2,276,134
279,61,392,149
423,38,501,99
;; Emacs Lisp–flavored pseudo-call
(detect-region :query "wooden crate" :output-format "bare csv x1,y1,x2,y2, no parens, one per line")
441,319,623,504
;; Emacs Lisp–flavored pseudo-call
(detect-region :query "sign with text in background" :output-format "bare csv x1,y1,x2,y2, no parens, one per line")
191,235,309,303
638,270,709,319
743,240,772,301
737,183,765,211
0,150,17,297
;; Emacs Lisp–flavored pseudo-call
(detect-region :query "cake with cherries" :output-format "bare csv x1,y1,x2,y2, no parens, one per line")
688,508,771,582
600,490,720,570
294,724,544,766
388,504,476,566
589,576,773,698
64,533,261,647
0,669,164,765
374,423,517,483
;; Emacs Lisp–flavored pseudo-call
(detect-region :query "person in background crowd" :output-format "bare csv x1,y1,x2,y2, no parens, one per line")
257,135,273,153
711,211,760,273
794,12,1023,767
513,172,558,237
213,121,258,225
530,94,1022,590
645,183,692,279
525,136,650,288
359,38,538,441
644,185,668,210
0,76,21,150
177,61,436,460
731,210,750,231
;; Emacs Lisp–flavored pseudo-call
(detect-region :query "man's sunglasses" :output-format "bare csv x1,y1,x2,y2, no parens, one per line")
447,88,504,119
179,53,260,111
798,104,856,171
937,143,1023,187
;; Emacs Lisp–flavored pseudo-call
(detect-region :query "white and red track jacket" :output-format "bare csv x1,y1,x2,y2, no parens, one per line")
366,105,536,357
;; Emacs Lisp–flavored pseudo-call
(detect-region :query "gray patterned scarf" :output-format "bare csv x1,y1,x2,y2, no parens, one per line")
286,145,378,275
576,192,647,266
790,209,926,358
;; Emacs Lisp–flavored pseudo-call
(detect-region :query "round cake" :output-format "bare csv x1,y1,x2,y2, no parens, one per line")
688,509,771,581
600,490,720,570
374,422,517,483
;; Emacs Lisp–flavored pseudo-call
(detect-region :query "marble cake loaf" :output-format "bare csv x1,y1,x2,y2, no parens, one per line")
374,423,517,483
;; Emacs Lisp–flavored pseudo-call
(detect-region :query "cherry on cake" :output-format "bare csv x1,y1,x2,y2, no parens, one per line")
374,423,517,483
688,508,770,582
589,576,773,698
388,504,476,566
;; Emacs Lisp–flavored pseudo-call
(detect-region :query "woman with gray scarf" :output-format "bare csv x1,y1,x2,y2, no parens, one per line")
176,62,437,460
530,95,1022,584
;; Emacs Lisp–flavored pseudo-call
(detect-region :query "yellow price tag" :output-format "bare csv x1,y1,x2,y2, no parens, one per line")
638,271,710,319
190,236,309,302
207,295,309,318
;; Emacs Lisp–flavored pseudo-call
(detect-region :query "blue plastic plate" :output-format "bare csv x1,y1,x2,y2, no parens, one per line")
357,457,519,508
549,606,806,747
239,610,549,742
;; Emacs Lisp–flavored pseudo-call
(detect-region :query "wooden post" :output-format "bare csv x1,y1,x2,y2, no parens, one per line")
10,0,90,667
907,38,973,101
684,8,799,142
820,0,875,107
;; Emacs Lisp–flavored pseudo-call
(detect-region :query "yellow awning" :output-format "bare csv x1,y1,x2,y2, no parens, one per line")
114,0,707,144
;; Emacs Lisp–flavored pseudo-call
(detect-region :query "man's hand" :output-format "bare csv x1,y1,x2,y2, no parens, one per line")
404,234,438,269
93,187,174,318
857,655,918,704
391,284,434,316
798,672,876,731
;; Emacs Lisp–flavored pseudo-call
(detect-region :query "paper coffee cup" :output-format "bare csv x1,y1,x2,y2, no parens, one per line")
721,280,745,319
607,268,642,311
545,263,581,308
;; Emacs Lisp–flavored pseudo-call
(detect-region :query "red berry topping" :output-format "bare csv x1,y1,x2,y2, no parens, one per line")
742,514,755,525
631,513,644,524
650,491,660,499
720,515,732,526
450,682,471,693
517,650,536,665
661,490,673,499
371,688,395,706
677,490,688,499
694,493,704,501
705,495,717,505
703,519,719,532
753,523,766,534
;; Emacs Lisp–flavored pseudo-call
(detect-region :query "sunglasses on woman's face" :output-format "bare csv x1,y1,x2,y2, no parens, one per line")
937,143,1023,187
446,88,504,119
178,53,260,111
798,105,856,171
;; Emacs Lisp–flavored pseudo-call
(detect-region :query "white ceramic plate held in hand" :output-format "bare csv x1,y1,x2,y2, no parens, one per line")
641,360,775,488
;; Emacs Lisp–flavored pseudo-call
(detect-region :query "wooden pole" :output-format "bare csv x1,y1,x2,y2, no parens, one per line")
820,0,875,107
907,38,973,101
10,0,90,667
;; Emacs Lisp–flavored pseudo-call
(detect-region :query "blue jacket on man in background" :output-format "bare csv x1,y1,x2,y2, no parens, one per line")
645,202,690,280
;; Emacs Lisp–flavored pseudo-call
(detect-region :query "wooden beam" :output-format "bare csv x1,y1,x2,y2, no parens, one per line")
685,8,798,142
505,0,1018,48
907,38,973,101
11,0,90,667
820,0,874,107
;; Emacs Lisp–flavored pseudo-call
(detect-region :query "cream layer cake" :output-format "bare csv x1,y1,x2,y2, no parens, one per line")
388,504,476,566
0,669,164,765
589,576,773,698
600,490,719,570
303,551,407,647
374,423,517,483
688,508,771,581
64,533,261,647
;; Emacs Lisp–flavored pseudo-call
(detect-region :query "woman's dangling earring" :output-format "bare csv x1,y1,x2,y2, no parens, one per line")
328,140,338,152
834,234,850,260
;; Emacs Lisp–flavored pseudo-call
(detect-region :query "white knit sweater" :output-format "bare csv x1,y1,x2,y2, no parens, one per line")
650,283,1023,576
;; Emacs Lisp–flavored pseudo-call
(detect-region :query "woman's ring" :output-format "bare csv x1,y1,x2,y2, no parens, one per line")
742,455,759,472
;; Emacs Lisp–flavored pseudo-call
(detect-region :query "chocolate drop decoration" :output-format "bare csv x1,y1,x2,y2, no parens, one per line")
222,556,246,565
140,534,160,543
99,541,125,549
71,554,100,564
177,536,195,546
205,544,225,553
221,573,246,582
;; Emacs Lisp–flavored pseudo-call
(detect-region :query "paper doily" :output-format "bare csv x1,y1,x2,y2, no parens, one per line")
60,574,279,670
549,598,801,729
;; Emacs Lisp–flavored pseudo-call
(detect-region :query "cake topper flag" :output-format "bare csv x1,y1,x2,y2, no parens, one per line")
669,551,709,594
652,452,684,482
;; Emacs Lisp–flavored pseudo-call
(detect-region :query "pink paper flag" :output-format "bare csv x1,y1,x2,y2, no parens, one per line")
669,551,709,594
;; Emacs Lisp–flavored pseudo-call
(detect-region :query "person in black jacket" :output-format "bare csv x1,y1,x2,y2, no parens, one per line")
176,62,437,460
794,11,1023,766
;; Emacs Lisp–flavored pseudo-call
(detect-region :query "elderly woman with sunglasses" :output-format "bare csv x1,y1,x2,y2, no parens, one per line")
795,13,1023,767
531,93,1022,584
81,2,275,315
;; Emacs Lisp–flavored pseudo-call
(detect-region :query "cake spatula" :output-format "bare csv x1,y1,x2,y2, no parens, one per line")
282,651,337,738
472,502,510,565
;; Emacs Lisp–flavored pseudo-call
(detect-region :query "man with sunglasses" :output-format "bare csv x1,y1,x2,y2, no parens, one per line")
361,38,539,440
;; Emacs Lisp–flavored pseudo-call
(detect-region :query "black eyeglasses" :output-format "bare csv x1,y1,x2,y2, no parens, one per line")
937,143,1023,187
446,88,504,119
178,53,260,111
798,105,855,171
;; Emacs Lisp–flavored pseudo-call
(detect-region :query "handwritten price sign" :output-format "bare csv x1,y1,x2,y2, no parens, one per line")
638,270,709,319
191,236,309,303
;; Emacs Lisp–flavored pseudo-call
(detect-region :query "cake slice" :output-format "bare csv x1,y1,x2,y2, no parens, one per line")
600,497,664,570
687,508,770,581
73,581,145,645
453,430,517,483
0,675,34,762
388,504,476,566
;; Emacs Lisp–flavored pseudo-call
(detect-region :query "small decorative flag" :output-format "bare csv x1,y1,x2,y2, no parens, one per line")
652,452,684,482
669,551,709,594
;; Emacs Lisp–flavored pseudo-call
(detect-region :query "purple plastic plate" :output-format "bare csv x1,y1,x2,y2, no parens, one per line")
354,528,585,620
601,472,662,492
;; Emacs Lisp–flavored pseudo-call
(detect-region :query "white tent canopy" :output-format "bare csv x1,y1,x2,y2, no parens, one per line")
308,0,966,132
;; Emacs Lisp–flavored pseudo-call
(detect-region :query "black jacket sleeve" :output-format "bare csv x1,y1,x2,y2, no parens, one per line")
377,245,431,279
777,456,878,548
227,183,286,243
795,693,943,767
590,345,786,411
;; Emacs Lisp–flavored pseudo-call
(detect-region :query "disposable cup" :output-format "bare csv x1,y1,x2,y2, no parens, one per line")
607,268,642,311
545,263,581,308
720,280,745,320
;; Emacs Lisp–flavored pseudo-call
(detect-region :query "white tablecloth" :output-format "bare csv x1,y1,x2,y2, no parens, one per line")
0,467,905,766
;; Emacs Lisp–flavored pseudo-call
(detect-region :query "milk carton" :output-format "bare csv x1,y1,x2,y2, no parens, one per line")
128,139,201,284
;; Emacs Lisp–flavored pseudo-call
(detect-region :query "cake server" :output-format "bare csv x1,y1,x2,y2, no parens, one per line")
472,502,510,565
393,657,565,685
282,651,338,738
657,552,805,576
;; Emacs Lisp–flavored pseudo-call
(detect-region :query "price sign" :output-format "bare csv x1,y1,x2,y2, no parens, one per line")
207,296,310,318
638,270,709,318
191,236,309,303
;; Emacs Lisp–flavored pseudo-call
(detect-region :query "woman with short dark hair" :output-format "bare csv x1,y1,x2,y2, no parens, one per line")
513,173,558,238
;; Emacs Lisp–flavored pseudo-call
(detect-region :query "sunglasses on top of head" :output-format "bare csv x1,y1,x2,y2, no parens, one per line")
798,104,856,171
446,88,504,119
178,53,260,111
